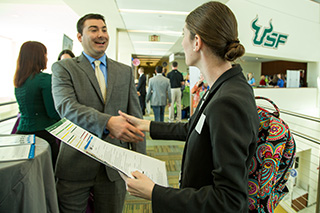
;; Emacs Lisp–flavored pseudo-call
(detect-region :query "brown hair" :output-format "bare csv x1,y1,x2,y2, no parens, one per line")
185,1,245,61
77,13,106,35
13,41,47,88
57,49,75,60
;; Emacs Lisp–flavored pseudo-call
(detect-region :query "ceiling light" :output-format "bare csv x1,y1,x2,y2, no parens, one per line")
119,9,188,16
135,55,161,58
135,48,168,51
127,29,181,36
133,41,174,44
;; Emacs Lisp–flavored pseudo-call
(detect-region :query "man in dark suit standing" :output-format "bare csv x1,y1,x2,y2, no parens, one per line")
136,67,146,115
51,13,145,213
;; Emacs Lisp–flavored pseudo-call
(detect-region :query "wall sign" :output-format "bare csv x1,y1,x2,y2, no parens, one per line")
251,16,288,49
132,58,140,66
149,34,160,42
290,168,298,178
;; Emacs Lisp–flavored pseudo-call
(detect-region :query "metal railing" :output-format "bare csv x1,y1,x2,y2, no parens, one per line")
0,101,16,107
257,104,320,213
259,104,320,123
0,101,18,123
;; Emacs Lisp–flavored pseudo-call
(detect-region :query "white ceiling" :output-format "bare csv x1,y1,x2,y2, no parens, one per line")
0,0,315,67
116,0,211,58
0,0,230,67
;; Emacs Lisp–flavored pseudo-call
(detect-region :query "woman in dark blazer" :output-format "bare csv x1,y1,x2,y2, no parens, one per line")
14,41,60,169
119,2,260,212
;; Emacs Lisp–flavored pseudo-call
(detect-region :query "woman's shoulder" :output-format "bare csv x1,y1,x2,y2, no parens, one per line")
31,72,52,87
36,72,51,80
38,72,51,77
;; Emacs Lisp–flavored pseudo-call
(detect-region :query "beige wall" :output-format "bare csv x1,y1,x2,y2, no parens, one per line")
238,61,262,82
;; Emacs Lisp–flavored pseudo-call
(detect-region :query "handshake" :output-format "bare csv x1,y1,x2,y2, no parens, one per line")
107,110,156,200
106,110,151,143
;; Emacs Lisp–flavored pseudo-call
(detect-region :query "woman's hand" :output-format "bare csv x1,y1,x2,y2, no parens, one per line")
118,110,151,132
126,171,155,200
106,115,144,142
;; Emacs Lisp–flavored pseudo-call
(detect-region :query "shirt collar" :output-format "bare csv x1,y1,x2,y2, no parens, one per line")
82,52,107,66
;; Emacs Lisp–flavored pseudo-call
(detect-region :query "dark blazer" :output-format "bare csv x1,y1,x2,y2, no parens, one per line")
52,53,146,182
136,73,146,96
149,64,259,213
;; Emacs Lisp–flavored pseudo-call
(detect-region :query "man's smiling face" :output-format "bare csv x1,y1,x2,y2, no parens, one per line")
77,19,109,59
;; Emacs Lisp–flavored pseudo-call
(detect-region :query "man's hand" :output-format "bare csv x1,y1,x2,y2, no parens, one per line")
106,115,144,143
118,110,150,132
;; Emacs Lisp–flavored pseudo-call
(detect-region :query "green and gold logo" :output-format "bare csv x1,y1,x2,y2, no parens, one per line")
251,16,288,49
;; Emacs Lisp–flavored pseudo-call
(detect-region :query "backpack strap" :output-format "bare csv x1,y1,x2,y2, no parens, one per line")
255,96,280,118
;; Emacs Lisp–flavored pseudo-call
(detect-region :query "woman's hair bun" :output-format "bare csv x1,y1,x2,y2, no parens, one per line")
224,40,245,61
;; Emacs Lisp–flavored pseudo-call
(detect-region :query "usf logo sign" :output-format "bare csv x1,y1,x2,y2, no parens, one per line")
251,16,288,49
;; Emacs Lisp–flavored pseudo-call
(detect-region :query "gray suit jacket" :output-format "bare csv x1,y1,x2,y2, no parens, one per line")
51,53,146,181
146,74,172,106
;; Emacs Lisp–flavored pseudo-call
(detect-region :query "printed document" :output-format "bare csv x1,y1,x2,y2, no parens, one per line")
0,144,35,161
0,134,35,147
46,118,168,187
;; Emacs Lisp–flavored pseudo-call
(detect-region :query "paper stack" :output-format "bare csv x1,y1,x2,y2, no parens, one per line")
0,134,36,162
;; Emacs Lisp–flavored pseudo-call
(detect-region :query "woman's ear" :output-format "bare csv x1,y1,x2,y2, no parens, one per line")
193,34,202,52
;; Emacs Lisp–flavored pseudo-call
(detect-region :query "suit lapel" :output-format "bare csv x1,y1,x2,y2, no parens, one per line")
105,58,116,106
186,89,212,139
187,79,222,136
185,64,242,141
77,54,105,103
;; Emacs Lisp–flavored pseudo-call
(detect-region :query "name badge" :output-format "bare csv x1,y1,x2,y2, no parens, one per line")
195,113,206,134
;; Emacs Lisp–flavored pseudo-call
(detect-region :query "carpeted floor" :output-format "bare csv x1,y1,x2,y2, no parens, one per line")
122,143,184,213
122,110,187,213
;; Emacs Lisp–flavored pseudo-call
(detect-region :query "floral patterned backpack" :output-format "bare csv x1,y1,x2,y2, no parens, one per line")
248,96,296,212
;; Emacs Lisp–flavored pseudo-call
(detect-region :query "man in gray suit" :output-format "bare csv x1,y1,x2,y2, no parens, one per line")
146,66,172,122
51,13,146,213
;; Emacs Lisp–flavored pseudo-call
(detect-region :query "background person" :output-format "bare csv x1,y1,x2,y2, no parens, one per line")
162,67,167,76
247,72,256,86
269,74,278,87
259,75,266,86
13,41,60,169
191,73,209,110
57,49,75,60
51,13,146,213
277,73,285,87
146,66,172,122
136,67,146,115
167,61,184,122
119,2,259,212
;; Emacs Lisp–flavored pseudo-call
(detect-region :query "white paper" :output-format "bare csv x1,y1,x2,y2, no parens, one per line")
0,144,35,161
86,139,167,186
46,118,168,187
0,134,35,147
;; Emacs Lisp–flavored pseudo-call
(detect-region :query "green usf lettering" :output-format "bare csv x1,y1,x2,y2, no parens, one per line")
251,16,288,49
